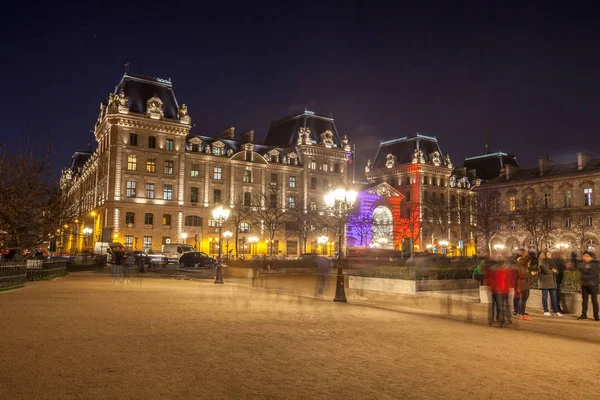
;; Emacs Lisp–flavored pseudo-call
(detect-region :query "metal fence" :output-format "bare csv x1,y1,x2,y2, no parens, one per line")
0,263,27,290
26,260,68,281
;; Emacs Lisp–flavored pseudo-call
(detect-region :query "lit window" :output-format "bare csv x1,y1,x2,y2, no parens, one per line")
191,164,199,178
164,160,173,175
213,167,222,180
243,170,252,183
544,193,551,209
564,217,571,228
163,214,171,225
323,163,329,172
587,216,593,227
163,184,173,200
310,160,316,170
510,221,516,230
288,195,296,209
165,139,174,151
143,236,152,250
310,199,317,211
240,222,250,233
124,236,134,249
289,176,296,188
525,194,533,209
509,195,516,211
584,188,593,206
146,183,155,199
127,155,137,171
146,158,156,173
208,218,216,227
213,146,222,156
126,181,136,197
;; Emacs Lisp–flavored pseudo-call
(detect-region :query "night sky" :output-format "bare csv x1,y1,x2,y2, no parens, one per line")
1,2,599,178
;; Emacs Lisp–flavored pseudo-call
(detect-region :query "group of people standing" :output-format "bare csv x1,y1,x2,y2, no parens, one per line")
474,248,599,327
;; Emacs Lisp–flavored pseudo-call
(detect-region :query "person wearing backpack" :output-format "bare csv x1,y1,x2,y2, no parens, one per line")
472,258,485,286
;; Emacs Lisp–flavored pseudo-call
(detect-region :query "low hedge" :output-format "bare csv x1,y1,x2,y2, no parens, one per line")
530,270,582,293
347,265,474,280
27,267,68,281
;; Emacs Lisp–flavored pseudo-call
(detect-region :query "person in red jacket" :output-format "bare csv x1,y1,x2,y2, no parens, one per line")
488,264,512,327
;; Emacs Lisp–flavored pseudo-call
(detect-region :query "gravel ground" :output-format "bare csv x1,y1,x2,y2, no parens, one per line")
1,275,599,400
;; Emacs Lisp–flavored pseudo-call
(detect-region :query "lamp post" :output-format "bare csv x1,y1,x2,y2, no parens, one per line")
318,235,329,255
324,187,357,303
83,227,92,252
181,232,188,244
376,237,389,249
248,236,258,257
223,231,233,260
212,205,230,284
439,240,449,255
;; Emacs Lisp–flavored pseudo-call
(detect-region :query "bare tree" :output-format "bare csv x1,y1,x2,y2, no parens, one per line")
347,205,374,247
250,186,288,258
0,141,67,249
285,199,322,254
395,202,423,256
517,194,552,254
475,188,500,257
452,194,475,256
227,196,252,258
569,214,596,256
422,196,449,247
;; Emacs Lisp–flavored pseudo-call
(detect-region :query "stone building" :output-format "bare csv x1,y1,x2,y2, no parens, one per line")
474,152,600,258
60,72,352,256
362,134,478,255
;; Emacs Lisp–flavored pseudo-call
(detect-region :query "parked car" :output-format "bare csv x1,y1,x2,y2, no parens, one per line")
179,252,216,269
162,244,196,264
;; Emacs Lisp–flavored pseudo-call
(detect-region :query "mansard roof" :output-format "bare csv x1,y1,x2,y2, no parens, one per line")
372,134,445,169
265,109,342,148
463,151,519,180
486,158,600,184
186,135,299,164
113,73,179,119
69,151,93,171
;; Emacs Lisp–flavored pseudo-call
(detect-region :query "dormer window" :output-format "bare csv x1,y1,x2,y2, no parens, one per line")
214,147,222,156
191,144,199,152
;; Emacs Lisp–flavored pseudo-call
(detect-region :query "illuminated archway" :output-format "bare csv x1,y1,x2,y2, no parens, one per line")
372,206,393,249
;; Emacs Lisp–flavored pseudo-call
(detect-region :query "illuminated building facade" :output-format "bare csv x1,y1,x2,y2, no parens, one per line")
362,134,478,255
60,72,352,256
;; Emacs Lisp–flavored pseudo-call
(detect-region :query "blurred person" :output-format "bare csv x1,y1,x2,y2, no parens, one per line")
508,248,527,315
538,250,561,316
516,255,536,321
111,247,124,284
471,258,485,286
574,251,599,321
552,251,567,313
487,263,511,327
316,256,330,297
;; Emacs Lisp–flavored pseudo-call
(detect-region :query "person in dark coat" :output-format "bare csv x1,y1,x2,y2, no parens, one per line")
552,251,567,313
575,251,599,321
538,250,561,316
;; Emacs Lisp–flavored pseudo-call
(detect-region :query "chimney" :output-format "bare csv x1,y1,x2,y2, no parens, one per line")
241,130,254,144
505,164,518,181
577,152,591,171
222,126,235,140
538,156,551,176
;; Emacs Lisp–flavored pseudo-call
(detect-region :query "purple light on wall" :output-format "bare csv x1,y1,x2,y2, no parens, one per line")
347,191,381,247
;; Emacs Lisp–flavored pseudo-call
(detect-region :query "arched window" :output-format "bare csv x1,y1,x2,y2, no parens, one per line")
372,206,393,248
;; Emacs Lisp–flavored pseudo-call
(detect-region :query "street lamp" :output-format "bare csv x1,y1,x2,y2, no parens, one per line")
181,232,188,244
248,236,258,256
212,205,230,284
376,237,389,248
83,227,92,252
317,235,329,255
324,187,357,303
223,231,233,259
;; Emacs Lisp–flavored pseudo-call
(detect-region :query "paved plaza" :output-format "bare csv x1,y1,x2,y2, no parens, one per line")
1,274,599,400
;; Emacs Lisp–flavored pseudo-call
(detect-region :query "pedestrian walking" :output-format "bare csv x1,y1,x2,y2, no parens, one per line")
316,256,330,297
574,251,599,321
552,251,566,313
507,248,527,315
488,264,511,327
538,250,562,316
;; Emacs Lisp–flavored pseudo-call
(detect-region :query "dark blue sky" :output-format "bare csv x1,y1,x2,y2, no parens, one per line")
1,1,599,177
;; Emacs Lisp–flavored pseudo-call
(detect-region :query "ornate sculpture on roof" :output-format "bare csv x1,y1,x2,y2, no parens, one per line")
430,151,441,166
342,135,350,151
365,159,372,173
449,176,457,188
444,154,453,169
385,153,396,169
412,149,425,164
96,102,106,127
146,96,164,119
227,148,233,157
297,127,311,145
321,130,334,148
178,104,191,125
373,185,394,197
205,144,211,153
